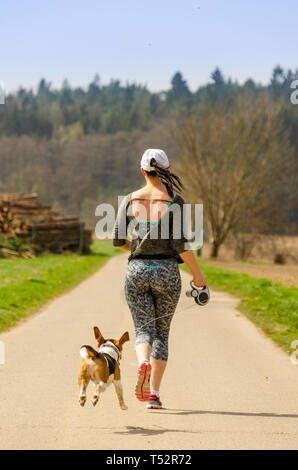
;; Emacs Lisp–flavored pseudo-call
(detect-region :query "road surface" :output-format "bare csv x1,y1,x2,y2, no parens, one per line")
0,254,297,450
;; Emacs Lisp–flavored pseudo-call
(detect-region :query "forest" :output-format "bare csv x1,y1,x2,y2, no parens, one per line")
0,67,297,236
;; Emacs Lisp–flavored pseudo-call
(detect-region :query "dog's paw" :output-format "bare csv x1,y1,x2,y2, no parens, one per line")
92,396,99,407
121,404,128,410
79,397,86,407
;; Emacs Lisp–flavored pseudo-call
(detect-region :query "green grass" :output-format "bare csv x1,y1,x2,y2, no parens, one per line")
2,242,297,354
182,261,298,353
0,240,122,332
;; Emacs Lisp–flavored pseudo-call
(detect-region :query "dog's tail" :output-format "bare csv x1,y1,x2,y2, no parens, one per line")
80,345,98,360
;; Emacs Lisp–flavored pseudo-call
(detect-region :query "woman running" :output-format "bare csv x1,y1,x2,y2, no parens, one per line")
112,149,206,409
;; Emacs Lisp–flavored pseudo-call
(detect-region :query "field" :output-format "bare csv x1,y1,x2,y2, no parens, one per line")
184,260,298,354
201,234,298,287
0,241,121,332
203,260,298,288
201,234,298,265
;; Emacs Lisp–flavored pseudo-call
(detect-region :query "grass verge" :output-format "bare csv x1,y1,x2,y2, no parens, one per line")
0,240,122,332
182,261,298,354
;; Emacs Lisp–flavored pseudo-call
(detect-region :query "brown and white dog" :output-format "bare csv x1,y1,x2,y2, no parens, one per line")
78,326,129,410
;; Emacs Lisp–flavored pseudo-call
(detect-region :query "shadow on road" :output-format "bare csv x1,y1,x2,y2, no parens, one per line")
114,425,199,436
157,409,298,419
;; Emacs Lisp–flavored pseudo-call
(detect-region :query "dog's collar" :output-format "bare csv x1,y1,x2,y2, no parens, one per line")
98,341,120,362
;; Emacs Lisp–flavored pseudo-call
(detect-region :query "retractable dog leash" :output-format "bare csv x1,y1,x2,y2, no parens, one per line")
186,281,210,306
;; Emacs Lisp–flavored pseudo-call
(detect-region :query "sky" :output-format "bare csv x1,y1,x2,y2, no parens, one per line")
1,0,297,94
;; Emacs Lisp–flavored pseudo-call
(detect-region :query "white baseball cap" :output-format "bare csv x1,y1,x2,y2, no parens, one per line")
140,149,169,171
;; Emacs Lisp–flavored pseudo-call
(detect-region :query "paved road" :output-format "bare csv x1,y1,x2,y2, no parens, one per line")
0,254,297,450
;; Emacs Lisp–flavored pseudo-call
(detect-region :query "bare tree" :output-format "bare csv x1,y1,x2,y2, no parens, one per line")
174,96,296,258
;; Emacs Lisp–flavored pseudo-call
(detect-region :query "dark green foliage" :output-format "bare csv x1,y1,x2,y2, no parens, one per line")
0,75,166,138
211,67,225,86
1,67,297,140
166,72,192,108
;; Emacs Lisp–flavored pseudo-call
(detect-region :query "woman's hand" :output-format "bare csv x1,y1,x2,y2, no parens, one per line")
193,275,206,288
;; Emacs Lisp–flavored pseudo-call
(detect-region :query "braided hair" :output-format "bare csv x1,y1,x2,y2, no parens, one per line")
145,158,184,198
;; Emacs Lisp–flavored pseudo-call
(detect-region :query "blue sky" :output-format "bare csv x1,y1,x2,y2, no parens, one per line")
1,0,297,93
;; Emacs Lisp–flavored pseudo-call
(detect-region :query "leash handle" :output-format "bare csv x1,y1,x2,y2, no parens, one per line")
190,280,207,289
186,281,210,305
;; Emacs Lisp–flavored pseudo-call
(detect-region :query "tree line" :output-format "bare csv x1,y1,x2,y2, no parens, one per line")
0,67,297,257
1,67,297,140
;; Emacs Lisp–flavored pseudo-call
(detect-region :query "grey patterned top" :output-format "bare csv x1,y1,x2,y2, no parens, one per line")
112,192,191,263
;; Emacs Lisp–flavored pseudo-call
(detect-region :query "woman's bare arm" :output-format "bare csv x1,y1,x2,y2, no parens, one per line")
179,250,206,287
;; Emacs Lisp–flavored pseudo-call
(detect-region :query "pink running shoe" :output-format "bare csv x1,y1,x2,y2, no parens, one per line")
146,393,162,409
135,361,151,402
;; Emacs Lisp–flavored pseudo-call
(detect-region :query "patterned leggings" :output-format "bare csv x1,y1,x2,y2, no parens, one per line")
125,258,181,361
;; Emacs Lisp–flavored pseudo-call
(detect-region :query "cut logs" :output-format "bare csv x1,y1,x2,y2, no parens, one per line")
0,193,92,253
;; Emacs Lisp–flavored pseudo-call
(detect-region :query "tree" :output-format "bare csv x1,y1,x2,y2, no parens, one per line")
38,78,51,95
244,79,256,91
88,74,101,101
211,68,225,86
167,72,191,107
174,96,296,258
171,72,190,95
60,79,72,107
271,65,285,85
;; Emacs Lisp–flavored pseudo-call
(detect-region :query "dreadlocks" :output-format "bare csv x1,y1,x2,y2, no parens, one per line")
144,158,184,198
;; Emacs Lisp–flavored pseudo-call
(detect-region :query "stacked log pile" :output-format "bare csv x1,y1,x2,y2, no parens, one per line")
0,193,92,253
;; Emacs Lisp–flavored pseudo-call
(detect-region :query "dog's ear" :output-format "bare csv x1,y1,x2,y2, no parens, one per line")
118,331,130,345
93,326,104,344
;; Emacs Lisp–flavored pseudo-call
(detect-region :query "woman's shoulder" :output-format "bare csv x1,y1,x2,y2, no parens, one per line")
172,193,186,206
130,188,145,199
